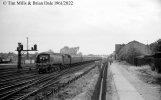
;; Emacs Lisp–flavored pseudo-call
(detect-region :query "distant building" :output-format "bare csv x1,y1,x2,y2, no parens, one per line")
21,53,37,64
115,44,125,60
0,52,17,63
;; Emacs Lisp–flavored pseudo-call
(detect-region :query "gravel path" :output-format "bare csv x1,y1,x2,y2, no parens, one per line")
106,65,119,100
113,61,161,100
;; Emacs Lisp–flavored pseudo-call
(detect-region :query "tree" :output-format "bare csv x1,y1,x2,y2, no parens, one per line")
156,39,161,52
60,46,80,55
77,52,83,55
150,39,161,53
60,46,69,54
48,49,54,53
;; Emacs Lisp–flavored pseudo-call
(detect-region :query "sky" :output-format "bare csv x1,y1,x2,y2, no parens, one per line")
0,0,161,55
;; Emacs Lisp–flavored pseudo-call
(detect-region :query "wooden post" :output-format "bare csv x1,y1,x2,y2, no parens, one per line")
17,50,22,69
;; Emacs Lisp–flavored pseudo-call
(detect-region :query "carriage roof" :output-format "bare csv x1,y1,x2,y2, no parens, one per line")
38,52,72,57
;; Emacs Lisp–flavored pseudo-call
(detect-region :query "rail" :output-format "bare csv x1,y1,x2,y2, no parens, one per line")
0,62,95,100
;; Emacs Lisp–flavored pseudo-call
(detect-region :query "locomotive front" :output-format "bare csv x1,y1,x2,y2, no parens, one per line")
36,53,50,73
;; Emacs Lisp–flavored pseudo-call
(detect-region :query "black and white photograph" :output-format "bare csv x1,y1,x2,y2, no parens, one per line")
0,0,161,100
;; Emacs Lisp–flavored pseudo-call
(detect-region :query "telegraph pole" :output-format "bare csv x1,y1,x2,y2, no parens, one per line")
27,37,29,59
17,43,22,69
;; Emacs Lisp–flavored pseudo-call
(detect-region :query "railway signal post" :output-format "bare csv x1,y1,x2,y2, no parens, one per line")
16,42,37,70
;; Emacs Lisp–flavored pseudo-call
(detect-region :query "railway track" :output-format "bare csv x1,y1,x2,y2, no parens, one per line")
18,63,96,100
91,61,108,100
0,67,36,80
0,71,37,84
0,73,40,89
0,64,34,72
0,72,57,100
99,62,108,100
0,62,95,100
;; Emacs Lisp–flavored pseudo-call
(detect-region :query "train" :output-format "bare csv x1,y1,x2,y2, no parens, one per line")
36,52,102,73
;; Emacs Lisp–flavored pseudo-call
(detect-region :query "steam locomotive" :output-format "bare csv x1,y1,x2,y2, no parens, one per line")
36,52,101,73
